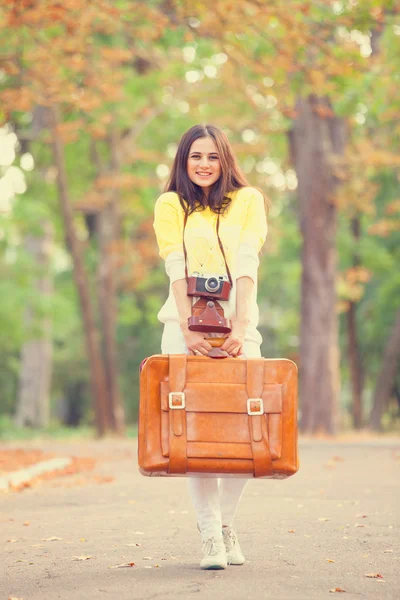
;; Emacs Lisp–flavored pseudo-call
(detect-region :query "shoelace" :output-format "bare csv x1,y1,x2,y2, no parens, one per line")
203,537,223,556
223,527,238,550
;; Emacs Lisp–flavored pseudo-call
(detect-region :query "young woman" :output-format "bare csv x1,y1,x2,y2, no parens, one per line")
153,124,268,570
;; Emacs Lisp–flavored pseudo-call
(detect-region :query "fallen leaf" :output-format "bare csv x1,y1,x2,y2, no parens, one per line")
7,539,18,543
23,522,30,526
326,559,335,563
329,588,346,593
383,549,393,553
288,529,296,533
332,456,344,462
8,597,24,600
355,523,365,528
356,514,368,518
109,562,135,569
126,543,141,547
365,573,383,579
94,475,115,484
42,536,63,541
318,517,330,522
72,555,93,561
143,556,152,560
154,564,161,567
31,544,44,548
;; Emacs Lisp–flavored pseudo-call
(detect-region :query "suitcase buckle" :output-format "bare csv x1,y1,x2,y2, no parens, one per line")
169,392,186,409
247,398,264,415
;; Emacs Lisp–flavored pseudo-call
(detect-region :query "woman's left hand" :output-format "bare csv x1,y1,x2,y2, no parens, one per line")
220,320,247,356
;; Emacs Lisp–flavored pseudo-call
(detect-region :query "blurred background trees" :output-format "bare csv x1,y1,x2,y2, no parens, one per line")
0,0,399,436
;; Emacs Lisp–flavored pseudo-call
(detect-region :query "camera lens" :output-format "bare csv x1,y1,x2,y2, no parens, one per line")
205,277,219,293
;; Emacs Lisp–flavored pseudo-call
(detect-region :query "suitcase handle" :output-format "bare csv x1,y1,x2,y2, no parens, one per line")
205,337,238,359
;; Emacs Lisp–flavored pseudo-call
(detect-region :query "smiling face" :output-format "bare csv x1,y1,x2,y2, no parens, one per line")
187,136,221,195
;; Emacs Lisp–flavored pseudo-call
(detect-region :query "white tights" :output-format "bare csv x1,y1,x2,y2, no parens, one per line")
161,321,262,542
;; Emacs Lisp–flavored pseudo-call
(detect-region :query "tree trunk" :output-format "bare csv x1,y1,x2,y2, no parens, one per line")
15,224,53,427
289,94,346,434
347,302,364,428
370,308,400,430
347,216,364,428
93,130,125,434
50,108,109,436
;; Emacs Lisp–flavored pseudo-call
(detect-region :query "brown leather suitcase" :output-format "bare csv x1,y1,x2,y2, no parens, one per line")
138,354,299,479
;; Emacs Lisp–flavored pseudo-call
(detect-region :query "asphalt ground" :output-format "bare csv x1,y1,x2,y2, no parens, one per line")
1,436,399,600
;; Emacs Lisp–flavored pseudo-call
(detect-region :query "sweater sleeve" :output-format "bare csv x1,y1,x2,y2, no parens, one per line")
236,188,268,282
153,192,186,283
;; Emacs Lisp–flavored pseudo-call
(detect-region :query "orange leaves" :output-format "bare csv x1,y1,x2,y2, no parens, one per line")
54,120,85,144
95,173,142,192
0,449,53,473
74,190,107,213
308,70,326,95
100,47,133,64
368,220,400,238
345,267,371,285
385,200,400,216
0,87,36,115
337,267,372,307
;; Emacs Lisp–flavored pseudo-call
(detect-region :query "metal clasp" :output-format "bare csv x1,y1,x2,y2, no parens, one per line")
247,398,264,416
169,392,185,409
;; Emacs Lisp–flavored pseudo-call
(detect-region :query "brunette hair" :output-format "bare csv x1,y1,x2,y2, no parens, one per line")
165,124,249,215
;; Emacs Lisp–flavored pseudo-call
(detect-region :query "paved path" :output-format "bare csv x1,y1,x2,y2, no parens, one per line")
1,437,399,600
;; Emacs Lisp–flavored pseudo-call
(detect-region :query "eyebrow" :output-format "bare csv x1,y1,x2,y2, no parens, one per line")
189,151,219,155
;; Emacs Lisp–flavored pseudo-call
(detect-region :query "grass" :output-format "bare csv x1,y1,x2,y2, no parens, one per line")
0,416,138,442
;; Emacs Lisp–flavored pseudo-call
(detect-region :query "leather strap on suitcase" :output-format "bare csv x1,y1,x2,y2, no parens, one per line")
168,355,188,474
246,360,273,477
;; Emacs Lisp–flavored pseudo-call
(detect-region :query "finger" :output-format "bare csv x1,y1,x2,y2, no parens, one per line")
229,344,242,356
200,342,212,353
193,346,208,356
220,338,231,351
223,341,237,353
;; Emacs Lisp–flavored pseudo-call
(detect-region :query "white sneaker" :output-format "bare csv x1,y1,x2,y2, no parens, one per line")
222,526,246,565
200,537,227,570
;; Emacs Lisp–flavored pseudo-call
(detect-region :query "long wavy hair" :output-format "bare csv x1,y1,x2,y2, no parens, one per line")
165,124,249,215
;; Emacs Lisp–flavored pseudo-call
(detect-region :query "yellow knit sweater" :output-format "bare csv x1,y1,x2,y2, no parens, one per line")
153,186,267,327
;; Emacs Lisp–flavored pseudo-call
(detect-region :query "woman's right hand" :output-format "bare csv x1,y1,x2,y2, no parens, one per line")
181,326,212,356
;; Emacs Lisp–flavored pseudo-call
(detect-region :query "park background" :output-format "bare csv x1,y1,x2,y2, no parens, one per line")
0,0,399,439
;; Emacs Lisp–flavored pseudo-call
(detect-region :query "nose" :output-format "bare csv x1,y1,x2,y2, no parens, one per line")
199,155,210,168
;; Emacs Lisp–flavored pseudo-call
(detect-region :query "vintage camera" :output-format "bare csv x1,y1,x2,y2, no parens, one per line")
187,272,232,301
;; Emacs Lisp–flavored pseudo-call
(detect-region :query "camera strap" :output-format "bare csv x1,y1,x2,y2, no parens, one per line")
182,209,233,287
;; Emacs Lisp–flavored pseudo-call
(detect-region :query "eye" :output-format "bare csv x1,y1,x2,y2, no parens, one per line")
190,154,201,159
210,155,219,160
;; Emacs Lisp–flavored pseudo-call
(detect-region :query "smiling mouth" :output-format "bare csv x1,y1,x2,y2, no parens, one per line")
196,172,212,176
